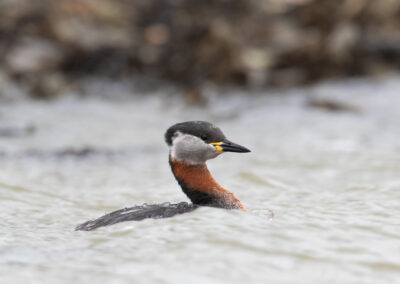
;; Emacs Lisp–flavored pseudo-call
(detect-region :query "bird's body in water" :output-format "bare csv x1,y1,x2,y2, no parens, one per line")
76,121,250,231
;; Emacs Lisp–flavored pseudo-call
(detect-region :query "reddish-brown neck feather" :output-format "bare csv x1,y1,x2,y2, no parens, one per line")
170,159,246,210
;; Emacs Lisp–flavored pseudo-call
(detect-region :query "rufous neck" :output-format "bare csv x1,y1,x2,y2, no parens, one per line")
169,157,245,210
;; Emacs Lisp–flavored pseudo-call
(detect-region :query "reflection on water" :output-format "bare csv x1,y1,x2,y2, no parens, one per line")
1,77,400,284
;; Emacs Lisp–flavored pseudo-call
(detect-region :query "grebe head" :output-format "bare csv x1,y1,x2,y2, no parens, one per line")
165,121,250,165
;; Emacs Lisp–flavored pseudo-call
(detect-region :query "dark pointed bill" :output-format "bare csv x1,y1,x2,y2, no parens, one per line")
210,140,251,153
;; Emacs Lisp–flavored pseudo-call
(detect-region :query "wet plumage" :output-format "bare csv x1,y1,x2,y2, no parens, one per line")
76,121,250,231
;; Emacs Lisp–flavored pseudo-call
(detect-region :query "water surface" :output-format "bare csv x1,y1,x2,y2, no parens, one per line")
1,77,400,283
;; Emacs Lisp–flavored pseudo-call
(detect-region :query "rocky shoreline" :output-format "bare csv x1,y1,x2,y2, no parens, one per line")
1,0,400,98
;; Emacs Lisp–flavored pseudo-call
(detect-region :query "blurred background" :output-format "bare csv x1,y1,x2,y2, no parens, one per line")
1,0,400,100
1,1,400,284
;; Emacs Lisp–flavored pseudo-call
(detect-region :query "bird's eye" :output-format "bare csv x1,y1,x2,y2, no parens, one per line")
200,135,208,141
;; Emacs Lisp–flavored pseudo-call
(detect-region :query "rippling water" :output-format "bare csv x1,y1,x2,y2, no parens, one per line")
1,77,400,284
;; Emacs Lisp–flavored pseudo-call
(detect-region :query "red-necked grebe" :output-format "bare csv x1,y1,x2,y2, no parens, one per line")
76,121,250,231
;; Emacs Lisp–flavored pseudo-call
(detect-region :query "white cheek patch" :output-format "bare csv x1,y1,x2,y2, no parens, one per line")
170,132,220,165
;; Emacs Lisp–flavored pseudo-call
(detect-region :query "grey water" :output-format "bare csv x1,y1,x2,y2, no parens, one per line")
1,77,399,284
